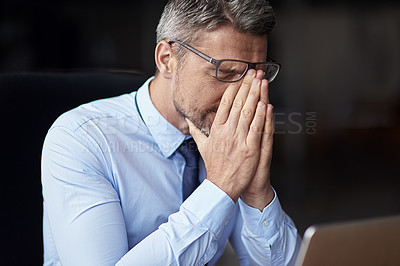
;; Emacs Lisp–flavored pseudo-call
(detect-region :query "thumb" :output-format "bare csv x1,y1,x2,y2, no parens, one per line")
186,118,207,150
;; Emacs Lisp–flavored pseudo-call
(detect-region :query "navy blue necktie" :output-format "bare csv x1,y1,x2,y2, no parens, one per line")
178,138,200,201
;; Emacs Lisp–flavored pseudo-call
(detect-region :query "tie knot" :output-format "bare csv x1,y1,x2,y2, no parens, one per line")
178,138,199,167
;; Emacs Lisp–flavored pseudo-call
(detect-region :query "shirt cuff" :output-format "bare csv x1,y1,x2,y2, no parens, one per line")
181,179,236,239
238,187,285,236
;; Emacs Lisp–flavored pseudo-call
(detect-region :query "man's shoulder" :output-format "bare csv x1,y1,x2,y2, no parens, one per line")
50,92,143,133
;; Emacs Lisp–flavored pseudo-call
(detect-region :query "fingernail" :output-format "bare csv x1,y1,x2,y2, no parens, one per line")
247,69,255,76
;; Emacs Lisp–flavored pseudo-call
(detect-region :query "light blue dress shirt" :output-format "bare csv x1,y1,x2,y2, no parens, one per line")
42,77,300,266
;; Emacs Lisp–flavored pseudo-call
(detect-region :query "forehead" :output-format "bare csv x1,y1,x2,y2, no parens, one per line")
194,26,268,62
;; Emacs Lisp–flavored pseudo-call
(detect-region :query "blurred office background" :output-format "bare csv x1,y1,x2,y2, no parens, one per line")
1,0,399,265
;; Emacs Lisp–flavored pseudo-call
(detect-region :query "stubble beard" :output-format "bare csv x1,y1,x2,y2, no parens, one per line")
172,73,215,137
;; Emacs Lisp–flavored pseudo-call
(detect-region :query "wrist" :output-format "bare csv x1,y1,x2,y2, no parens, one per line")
241,186,274,211
206,177,241,203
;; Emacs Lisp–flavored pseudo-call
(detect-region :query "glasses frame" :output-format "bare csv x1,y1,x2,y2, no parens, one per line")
169,40,281,83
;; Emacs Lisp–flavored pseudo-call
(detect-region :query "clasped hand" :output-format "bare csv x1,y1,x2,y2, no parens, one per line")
187,69,275,210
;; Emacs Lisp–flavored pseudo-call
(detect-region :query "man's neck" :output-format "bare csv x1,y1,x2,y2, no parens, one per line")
148,75,190,135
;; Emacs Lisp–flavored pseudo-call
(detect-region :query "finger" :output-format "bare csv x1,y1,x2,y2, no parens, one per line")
213,82,241,126
226,69,256,128
264,104,274,140
246,101,266,148
259,104,274,163
186,118,207,151
255,69,264,80
237,77,261,135
260,79,269,105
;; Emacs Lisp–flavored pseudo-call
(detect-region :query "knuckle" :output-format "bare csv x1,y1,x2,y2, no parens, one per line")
265,127,274,135
241,108,252,118
233,99,244,109
242,78,252,86
241,147,254,158
250,124,260,133
255,109,265,118
248,87,258,96
220,96,231,106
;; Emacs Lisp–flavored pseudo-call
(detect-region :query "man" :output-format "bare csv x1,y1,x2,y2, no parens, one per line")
42,0,301,265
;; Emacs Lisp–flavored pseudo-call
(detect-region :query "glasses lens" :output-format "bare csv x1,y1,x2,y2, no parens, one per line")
256,63,279,82
217,60,248,82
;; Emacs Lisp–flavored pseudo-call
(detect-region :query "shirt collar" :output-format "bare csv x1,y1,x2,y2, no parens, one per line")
136,77,188,158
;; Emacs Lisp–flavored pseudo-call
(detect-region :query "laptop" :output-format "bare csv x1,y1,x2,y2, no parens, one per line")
295,215,400,266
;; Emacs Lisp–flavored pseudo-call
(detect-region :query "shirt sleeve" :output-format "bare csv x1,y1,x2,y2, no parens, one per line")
229,190,301,265
42,127,129,266
42,126,237,266
116,180,236,266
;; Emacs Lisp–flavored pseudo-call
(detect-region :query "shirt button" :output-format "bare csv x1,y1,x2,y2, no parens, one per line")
263,220,270,226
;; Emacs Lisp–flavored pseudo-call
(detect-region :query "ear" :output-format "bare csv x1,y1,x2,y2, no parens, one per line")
155,40,176,79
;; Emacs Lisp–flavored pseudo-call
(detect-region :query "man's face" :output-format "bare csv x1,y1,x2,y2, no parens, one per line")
171,26,268,135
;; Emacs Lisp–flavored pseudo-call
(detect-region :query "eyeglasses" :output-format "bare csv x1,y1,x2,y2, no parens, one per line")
169,40,280,83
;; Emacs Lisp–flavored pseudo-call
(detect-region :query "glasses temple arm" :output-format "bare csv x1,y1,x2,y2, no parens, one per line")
169,40,215,64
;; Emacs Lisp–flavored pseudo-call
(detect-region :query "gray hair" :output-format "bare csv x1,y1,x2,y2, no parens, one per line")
156,0,276,60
